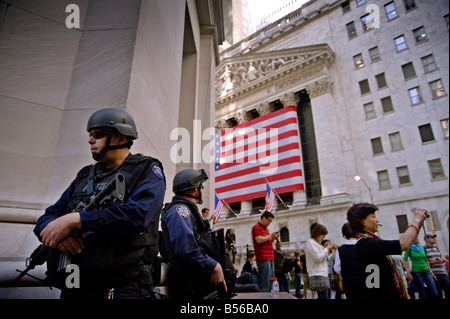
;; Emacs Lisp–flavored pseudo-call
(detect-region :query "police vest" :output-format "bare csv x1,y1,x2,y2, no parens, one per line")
161,196,215,259
58,154,164,289
160,196,236,298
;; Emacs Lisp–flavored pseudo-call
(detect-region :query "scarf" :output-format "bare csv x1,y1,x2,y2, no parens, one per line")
411,243,423,252
356,232,408,299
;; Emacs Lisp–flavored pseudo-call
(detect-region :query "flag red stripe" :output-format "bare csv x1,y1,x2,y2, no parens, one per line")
221,117,298,147
216,170,302,193
215,156,301,182
223,184,304,204
221,129,298,157
220,105,296,136
219,142,300,170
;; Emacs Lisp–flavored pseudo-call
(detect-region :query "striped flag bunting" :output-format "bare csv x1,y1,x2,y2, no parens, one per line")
215,105,304,204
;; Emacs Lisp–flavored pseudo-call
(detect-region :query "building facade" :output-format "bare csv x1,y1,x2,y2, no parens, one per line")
214,0,449,268
0,0,223,298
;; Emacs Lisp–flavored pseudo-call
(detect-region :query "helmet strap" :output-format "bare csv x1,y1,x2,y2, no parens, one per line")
92,133,133,161
184,186,203,204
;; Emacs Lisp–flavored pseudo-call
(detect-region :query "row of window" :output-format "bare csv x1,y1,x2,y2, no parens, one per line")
345,1,448,43
370,120,449,157
359,76,446,109
376,157,446,190
354,50,438,75
342,0,418,16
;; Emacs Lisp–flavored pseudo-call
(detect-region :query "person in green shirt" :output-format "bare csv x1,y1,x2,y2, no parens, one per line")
403,237,439,299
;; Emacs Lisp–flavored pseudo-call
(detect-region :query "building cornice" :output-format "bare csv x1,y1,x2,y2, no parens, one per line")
214,44,335,123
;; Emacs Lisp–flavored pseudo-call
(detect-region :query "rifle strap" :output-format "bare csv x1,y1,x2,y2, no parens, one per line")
86,164,96,198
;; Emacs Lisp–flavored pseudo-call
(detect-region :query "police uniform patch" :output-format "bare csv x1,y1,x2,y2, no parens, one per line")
176,205,190,219
152,165,164,179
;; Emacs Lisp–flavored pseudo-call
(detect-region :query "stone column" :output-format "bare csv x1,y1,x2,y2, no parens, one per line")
239,200,253,217
282,92,308,209
290,190,307,209
306,79,350,205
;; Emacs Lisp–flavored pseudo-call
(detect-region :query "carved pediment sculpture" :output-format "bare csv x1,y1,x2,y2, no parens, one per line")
215,44,335,105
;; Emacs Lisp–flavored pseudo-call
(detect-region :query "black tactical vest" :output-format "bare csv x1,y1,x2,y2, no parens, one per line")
160,196,235,299
58,154,164,289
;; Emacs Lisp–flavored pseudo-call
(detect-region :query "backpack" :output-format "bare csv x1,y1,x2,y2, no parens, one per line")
282,257,294,273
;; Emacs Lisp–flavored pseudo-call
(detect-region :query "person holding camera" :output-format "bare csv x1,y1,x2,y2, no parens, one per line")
347,203,429,299
251,211,279,292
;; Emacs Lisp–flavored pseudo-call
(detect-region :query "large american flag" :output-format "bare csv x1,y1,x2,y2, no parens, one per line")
215,106,304,204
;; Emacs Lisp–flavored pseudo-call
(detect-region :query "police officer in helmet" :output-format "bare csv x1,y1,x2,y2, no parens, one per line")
160,168,227,299
34,108,166,299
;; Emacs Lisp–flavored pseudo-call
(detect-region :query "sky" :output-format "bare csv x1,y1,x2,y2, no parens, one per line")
246,0,309,31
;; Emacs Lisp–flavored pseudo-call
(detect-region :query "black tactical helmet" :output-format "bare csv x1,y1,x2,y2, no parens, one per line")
87,108,138,140
172,169,209,194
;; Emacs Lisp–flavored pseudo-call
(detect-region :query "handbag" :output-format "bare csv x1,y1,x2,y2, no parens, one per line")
309,275,330,292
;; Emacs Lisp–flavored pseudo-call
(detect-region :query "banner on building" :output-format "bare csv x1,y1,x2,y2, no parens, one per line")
215,105,304,204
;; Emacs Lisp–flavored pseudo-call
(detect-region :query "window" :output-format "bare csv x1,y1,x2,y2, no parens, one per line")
419,124,435,143
377,170,391,189
394,35,408,51
371,137,384,155
251,197,265,214
226,117,238,127
421,55,438,73
246,109,260,120
361,14,372,31
280,227,290,243
359,79,370,94
402,62,416,80
369,46,381,62
408,87,423,105
397,166,411,185
364,102,376,120
404,0,417,12
385,2,399,20
277,193,293,210
356,0,366,6
389,132,403,151
381,96,394,113
270,99,284,111
441,118,449,138
229,201,241,213
346,21,357,39
376,73,387,89
428,159,446,180
413,26,428,43
353,53,364,68
396,215,409,233
342,1,351,13
429,79,446,99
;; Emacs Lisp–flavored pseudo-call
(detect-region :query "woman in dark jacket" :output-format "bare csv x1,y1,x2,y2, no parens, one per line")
346,203,428,299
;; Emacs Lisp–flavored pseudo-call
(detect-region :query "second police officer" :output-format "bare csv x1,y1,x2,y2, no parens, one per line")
160,169,228,299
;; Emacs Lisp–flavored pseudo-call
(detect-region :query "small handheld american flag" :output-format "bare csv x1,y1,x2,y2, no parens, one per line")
265,182,276,212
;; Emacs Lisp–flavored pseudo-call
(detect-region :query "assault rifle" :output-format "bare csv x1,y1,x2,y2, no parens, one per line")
56,173,126,271
203,228,236,299
9,173,126,287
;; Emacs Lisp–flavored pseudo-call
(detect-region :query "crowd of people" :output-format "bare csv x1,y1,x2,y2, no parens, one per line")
240,203,449,300
32,108,449,300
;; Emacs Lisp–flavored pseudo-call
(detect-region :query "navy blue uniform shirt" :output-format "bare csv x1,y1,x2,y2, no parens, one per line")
161,200,217,277
34,158,166,239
